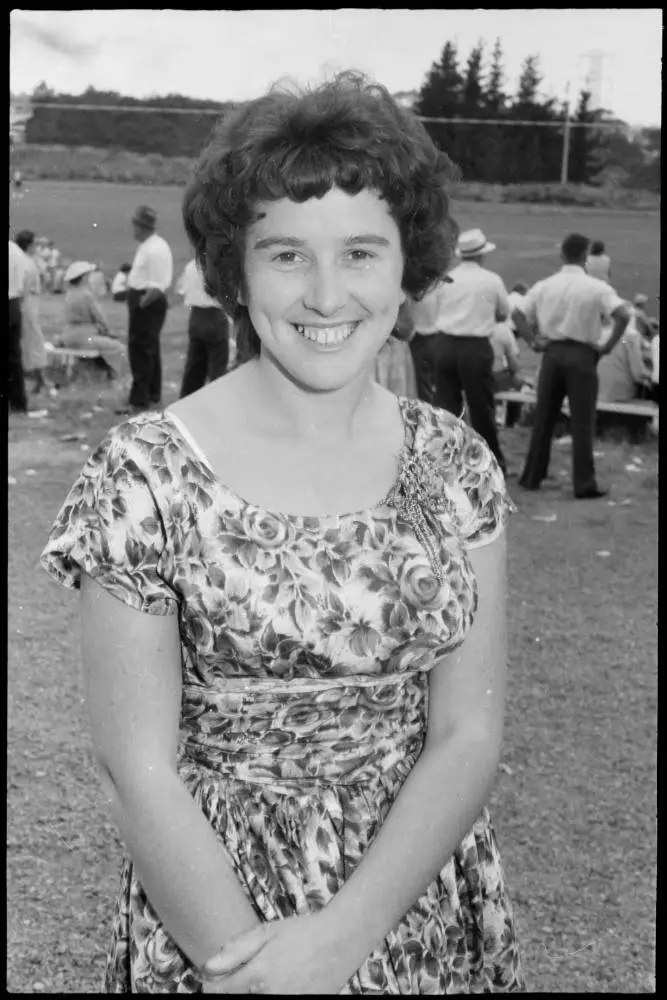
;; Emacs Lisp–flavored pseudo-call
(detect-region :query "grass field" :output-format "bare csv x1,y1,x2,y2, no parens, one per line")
10,180,662,309
7,181,658,993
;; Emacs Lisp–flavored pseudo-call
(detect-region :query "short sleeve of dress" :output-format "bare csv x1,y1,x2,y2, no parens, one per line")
437,419,516,549
40,426,178,615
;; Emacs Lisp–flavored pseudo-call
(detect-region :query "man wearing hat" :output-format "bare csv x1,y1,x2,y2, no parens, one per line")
116,205,173,414
408,227,511,475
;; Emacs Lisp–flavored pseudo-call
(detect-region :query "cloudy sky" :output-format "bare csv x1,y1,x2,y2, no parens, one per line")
9,9,663,125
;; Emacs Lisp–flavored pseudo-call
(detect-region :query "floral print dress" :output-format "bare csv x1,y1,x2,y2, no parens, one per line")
41,397,525,994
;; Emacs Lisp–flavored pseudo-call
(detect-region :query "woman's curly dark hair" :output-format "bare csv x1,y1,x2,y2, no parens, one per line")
182,71,459,360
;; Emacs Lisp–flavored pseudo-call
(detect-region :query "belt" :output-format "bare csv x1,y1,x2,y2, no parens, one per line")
441,333,491,340
549,338,597,349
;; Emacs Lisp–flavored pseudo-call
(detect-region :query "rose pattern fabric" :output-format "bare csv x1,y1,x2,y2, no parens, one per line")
41,397,525,993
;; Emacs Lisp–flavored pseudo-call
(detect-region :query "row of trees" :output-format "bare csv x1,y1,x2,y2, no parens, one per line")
21,42,660,191
417,41,611,185
25,85,234,158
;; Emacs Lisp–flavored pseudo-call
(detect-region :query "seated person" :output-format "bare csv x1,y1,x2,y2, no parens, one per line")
491,319,528,427
597,303,652,403
110,263,132,302
57,261,125,379
649,326,659,405
630,293,654,368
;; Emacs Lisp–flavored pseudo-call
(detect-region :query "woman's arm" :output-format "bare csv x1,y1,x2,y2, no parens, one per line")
84,291,112,335
319,530,508,968
80,574,261,971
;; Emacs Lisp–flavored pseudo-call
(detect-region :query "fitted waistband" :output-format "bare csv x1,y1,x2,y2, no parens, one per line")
178,670,428,787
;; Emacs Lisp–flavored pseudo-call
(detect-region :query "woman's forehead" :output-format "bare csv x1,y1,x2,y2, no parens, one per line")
250,188,397,240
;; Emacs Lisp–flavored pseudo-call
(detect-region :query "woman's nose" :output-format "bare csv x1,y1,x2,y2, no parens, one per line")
302,263,347,317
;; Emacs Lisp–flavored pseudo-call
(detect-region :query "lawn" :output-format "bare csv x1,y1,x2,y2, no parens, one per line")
10,180,661,309
7,182,658,993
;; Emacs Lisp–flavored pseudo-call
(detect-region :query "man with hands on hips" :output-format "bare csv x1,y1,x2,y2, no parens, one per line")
513,232,630,499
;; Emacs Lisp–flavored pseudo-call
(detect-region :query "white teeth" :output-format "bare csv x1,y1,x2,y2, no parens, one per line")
295,323,356,344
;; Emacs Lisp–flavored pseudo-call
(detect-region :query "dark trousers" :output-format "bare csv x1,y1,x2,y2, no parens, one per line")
9,298,28,413
127,289,168,409
410,332,507,473
179,307,230,398
519,340,599,496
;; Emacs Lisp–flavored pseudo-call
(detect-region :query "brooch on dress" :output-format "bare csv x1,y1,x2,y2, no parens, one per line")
382,450,453,584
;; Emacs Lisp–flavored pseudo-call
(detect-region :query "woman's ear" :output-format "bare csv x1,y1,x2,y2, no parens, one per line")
399,289,407,305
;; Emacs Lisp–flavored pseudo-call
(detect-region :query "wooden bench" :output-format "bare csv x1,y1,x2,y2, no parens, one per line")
494,389,658,435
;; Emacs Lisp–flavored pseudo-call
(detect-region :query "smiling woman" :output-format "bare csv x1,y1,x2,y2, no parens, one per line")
182,71,458,364
41,70,526,994
236,188,406,391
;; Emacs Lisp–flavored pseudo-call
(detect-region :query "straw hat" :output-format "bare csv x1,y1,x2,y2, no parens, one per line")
64,260,97,284
457,228,496,257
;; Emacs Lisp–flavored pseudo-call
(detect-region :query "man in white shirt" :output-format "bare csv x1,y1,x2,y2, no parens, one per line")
513,232,630,499
117,205,173,414
177,258,231,397
9,238,29,412
408,227,511,474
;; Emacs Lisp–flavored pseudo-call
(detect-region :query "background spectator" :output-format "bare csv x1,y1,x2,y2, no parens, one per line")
490,318,525,427
597,302,652,403
14,229,50,395
111,263,132,302
585,240,612,282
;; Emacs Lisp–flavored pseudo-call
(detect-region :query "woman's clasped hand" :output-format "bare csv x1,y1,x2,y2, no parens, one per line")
200,914,354,995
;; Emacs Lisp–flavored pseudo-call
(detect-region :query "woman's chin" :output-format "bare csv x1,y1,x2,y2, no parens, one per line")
260,344,378,393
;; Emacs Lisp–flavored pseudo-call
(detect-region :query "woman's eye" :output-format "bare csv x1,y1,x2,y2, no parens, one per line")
348,249,375,262
273,251,301,264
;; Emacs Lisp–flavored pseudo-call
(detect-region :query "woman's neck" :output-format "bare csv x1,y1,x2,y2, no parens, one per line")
244,353,382,444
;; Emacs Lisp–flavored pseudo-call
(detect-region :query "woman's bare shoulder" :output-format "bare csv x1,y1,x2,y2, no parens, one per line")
166,363,255,432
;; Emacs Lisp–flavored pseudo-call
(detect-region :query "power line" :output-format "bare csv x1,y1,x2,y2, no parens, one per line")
24,101,634,130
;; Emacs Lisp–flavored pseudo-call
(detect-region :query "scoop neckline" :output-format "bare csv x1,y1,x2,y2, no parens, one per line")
158,395,417,523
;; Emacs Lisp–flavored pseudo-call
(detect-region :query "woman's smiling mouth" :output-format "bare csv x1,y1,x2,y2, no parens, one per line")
293,322,360,345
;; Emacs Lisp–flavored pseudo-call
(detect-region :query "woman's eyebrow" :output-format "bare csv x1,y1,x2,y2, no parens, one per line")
252,236,308,250
252,234,392,250
345,234,391,247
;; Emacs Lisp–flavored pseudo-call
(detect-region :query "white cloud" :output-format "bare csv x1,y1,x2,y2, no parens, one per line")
9,8,663,124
